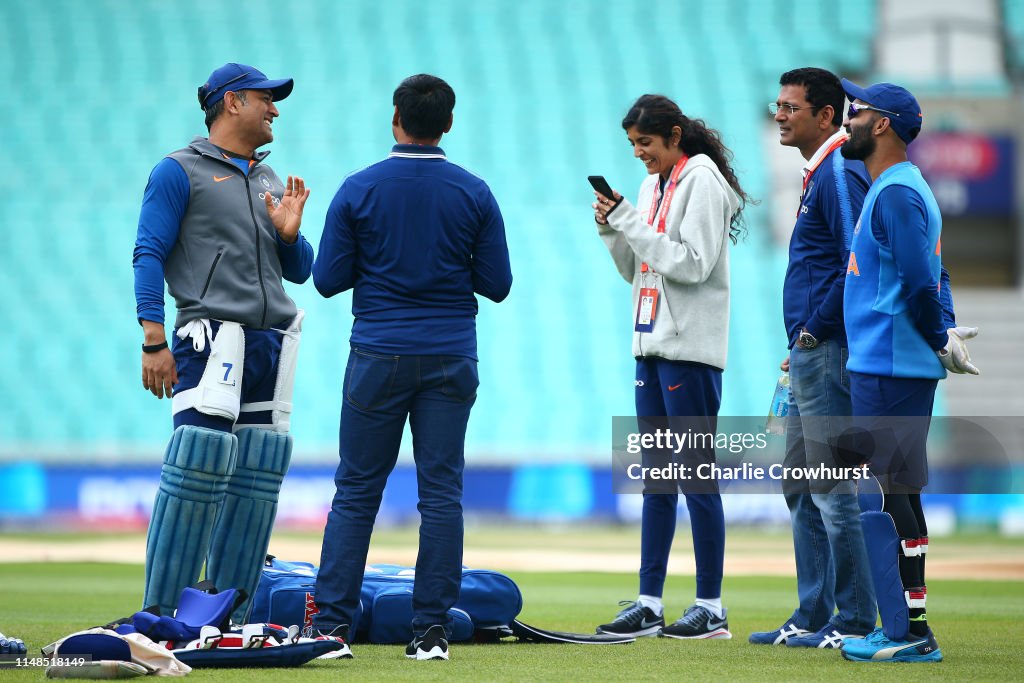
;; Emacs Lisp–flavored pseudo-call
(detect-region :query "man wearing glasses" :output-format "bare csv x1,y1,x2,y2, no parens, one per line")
837,80,978,663
132,63,317,632
749,68,876,650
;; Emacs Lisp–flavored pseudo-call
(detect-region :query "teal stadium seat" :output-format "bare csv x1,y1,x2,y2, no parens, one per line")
1005,0,1024,72
3,0,881,462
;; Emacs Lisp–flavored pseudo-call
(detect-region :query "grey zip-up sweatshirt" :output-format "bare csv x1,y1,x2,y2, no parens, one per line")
598,154,738,370
158,137,307,329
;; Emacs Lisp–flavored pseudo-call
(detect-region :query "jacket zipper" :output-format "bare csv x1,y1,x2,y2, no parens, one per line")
244,171,269,328
201,148,270,327
200,248,224,299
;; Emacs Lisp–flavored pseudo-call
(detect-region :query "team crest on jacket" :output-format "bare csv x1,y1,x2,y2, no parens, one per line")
259,174,272,189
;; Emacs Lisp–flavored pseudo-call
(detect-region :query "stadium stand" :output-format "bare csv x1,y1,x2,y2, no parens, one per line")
7,0,1009,462
1005,0,1024,73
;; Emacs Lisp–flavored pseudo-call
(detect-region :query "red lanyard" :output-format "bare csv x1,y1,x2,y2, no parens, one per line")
797,136,847,217
641,155,689,274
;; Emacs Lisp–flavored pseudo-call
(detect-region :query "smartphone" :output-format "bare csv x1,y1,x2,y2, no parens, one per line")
588,175,615,199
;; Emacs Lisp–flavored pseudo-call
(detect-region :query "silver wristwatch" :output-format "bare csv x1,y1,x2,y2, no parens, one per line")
798,328,819,350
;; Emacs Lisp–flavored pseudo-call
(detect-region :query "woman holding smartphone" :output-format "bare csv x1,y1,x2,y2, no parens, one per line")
592,94,750,640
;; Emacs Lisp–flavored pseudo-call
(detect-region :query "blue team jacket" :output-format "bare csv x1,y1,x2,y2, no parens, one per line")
313,144,512,360
783,146,870,348
844,162,946,379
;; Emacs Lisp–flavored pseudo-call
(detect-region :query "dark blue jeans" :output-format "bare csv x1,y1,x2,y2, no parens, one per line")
314,348,479,637
784,340,876,633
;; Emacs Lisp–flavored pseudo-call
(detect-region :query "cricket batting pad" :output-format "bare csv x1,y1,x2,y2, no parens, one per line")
860,510,909,641
206,428,292,624
144,426,238,615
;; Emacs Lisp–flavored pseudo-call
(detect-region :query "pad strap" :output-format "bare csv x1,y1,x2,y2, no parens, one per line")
905,587,927,609
900,538,924,557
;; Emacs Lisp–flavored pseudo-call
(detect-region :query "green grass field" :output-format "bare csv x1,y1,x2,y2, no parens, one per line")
1,558,1022,681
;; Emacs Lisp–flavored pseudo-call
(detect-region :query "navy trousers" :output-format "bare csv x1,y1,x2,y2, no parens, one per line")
314,348,479,637
635,358,725,600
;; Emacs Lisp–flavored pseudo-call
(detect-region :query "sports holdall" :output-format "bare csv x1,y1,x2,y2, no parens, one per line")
250,556,522,644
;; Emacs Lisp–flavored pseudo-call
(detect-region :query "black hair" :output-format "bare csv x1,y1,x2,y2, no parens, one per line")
779,67,844,127
203,90,247,132
393,74,455,140
622,94,752,242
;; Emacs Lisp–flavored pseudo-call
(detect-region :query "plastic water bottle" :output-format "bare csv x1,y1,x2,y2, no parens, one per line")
765,372,790,435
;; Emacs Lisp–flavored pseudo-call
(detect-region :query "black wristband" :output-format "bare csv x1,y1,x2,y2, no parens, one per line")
142,341,169,354
606,194,625,216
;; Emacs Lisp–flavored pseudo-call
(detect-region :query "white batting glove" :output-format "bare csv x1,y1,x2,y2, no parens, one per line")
937,326,979,375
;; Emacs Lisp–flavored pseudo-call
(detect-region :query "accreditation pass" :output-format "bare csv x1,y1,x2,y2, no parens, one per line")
635,286,659,333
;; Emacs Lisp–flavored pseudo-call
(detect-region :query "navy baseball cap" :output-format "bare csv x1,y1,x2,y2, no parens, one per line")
841,79,923,146
198,63,294,110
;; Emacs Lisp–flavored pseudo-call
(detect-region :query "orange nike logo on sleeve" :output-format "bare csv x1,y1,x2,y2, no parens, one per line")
668,384,682,391
213,174,234,182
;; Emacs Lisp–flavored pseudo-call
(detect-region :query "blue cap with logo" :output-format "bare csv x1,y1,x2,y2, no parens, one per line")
841,79,923,146
198,63,294,110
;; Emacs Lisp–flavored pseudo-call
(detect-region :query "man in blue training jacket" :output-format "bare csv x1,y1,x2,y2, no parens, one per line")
750,67,876,650
311,73,512,661
133,63,314,626
837,80,979,664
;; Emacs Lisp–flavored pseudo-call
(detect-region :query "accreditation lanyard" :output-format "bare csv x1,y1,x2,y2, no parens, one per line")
635,155,687,334
797,135,847,217
640,155,689,274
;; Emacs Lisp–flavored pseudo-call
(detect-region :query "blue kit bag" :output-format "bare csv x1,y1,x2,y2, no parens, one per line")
250,556,522,644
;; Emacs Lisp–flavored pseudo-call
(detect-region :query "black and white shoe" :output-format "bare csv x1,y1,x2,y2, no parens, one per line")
405,625,449,660
304,624,353,659
659,605,732,640
596,601,665,637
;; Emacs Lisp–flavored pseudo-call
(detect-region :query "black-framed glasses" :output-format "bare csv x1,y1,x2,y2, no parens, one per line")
847,102,901,119
198,71,251,109
769,103,818,116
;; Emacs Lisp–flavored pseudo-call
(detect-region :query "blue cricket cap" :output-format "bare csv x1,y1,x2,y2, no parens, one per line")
198,63,294,110
56,633,132,662
841,79,923,146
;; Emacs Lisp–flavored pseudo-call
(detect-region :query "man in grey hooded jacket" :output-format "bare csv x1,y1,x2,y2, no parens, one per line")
132,62,315,629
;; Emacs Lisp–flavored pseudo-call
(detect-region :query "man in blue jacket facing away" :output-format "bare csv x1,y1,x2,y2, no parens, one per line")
751,68,877,649
311,74,512,661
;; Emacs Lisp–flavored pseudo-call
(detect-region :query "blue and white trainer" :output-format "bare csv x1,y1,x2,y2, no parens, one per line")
596,601,665,637
748,620,810,645
841,627,943,663
787,624,869,649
